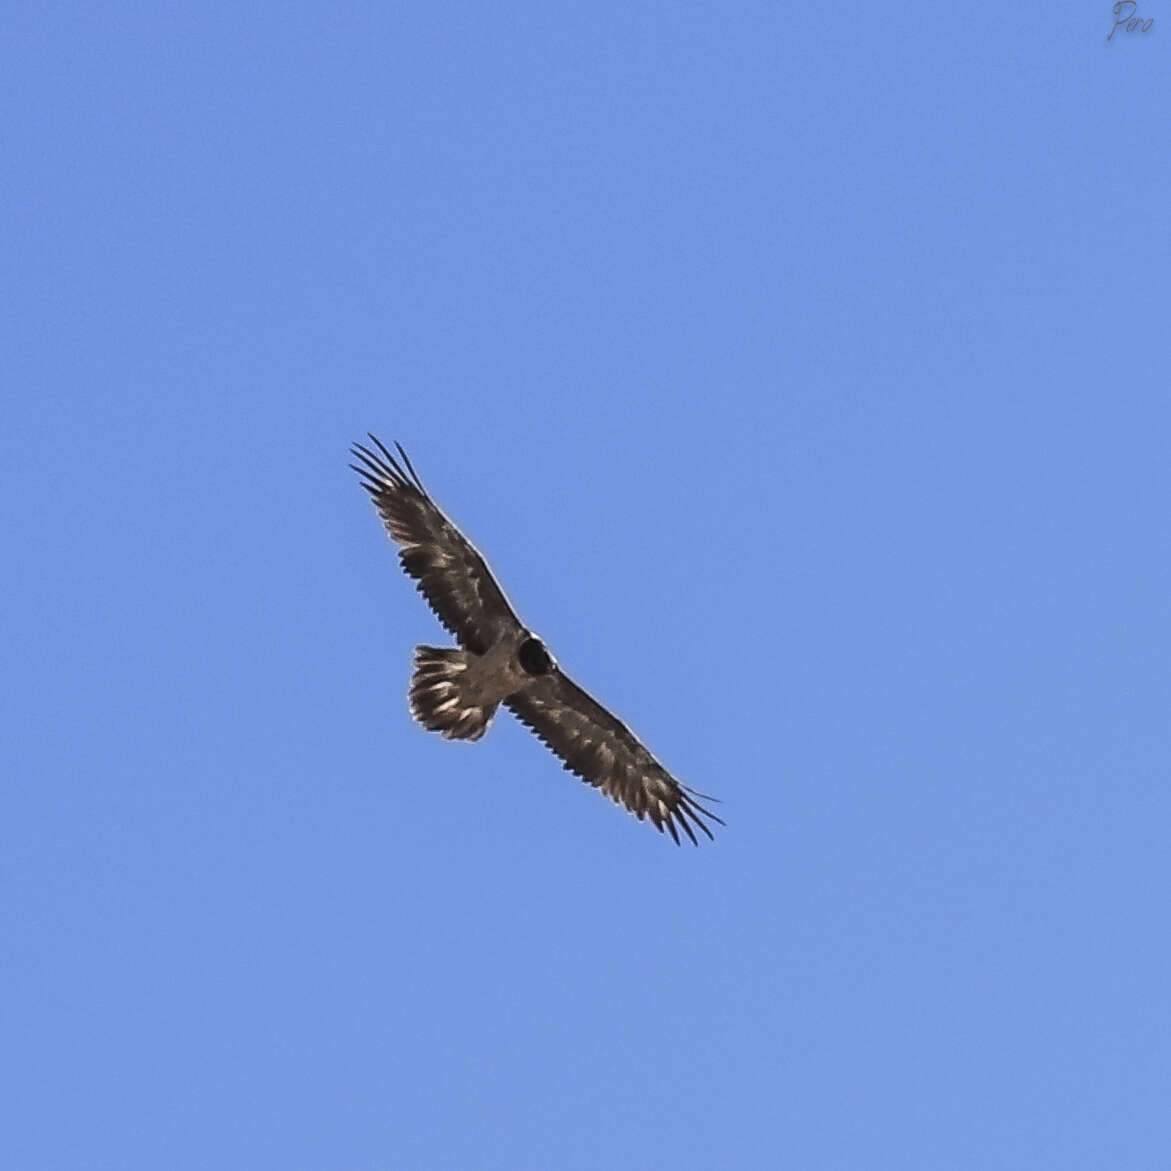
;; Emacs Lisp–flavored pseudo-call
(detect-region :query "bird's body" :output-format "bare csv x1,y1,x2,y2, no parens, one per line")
351,435,721,844
408,635,538,742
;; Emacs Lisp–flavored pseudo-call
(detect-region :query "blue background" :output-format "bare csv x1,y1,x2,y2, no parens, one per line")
4,5,1169,1168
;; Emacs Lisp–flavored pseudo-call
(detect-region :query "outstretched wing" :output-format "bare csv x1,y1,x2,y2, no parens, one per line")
351,435,523,654
506,672,723,845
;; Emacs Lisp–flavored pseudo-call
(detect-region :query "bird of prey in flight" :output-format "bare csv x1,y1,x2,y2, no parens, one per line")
350,435,722,845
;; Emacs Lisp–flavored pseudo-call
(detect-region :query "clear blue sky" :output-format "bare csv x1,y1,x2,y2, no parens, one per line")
4,5,1169,1168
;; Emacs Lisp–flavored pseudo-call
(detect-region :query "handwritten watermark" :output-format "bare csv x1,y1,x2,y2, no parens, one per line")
1108,1,1155,39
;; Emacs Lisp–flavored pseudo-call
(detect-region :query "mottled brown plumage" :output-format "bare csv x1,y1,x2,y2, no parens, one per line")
350,435,722,844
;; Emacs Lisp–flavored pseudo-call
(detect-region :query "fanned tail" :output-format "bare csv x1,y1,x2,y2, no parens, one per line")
409,646,498,741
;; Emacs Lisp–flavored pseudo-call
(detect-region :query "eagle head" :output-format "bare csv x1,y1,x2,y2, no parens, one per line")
517,636,554,677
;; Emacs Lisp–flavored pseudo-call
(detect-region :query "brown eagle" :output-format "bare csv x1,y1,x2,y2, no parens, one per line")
350,435,722,845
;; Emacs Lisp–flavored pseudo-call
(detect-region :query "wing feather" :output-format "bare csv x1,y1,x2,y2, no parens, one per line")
351,436,523,653
506,672,723,845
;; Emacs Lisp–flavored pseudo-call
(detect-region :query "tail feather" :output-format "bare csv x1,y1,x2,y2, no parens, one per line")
409,646,497,741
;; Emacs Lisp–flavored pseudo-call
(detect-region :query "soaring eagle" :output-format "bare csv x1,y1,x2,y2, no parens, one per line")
350,435,722,845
